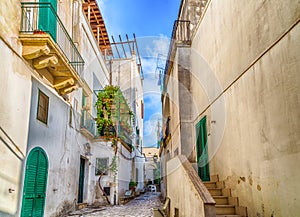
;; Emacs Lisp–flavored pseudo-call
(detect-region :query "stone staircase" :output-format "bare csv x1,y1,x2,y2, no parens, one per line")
203,175,247,217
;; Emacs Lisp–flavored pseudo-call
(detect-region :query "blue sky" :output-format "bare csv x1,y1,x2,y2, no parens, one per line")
98,0,181,147
98,0,181,37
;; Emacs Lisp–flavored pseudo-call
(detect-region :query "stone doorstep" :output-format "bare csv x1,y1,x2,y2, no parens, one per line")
76,203,88,210
216,205,235,215
68,207,106,216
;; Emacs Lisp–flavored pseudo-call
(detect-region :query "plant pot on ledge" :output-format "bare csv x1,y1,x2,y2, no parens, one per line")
33,29,46,34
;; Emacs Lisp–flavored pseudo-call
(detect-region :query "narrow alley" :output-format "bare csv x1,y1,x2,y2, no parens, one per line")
67,192,162,217
1,0,300,216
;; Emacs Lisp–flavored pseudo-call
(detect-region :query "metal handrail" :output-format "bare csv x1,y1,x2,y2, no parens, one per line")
20,2,84,75
81,110,97,137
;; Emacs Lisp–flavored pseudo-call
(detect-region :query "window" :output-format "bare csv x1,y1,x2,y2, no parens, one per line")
141,101,144,119
103,187,110,196
95,158,109,175
37,90,49,124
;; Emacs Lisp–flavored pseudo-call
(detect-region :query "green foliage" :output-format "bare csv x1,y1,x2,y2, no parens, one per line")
129,180,137,188
96,85,134,141
95,156,118,177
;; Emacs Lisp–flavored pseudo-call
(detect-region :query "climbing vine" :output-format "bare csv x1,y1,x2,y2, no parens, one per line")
97,155,118,205
96,85,134,145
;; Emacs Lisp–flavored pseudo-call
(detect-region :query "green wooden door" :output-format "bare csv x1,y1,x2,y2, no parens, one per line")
196,116,210,181
78,157,85,203
38,0,57,41
21,147,48,217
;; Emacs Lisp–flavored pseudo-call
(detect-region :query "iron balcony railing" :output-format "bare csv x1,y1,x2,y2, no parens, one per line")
172,20,191,44
119,125,133,146
20,2,84,75
163,20,191,92
81,110,97,137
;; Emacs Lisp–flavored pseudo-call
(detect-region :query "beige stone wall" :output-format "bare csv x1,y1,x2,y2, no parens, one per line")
0,1,32,215
167,156,206,217
0,38,32,216
0,0,22,53
188,0,300,216
163,51,183,157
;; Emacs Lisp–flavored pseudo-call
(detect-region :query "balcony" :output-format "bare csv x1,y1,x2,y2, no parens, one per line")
81,110,97,139
19,2,84,95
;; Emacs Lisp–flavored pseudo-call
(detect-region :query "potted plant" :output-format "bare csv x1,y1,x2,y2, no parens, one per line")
33,29,46,34
129,180,137,191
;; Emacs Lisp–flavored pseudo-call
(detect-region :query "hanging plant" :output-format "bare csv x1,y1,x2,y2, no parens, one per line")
96,85,134,144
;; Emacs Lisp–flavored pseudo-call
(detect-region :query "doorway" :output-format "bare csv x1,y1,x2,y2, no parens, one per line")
21,147,48,217
196,116,210,181
77,157,85,203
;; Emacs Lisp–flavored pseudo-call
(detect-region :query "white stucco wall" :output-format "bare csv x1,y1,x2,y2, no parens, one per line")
188,0,300,216
111,54,145,192
162,0,300,216
117,143,133,199
0,38,32,216
167,156,207,217
0,1,33,215
26,80,83,216
88,141,116,205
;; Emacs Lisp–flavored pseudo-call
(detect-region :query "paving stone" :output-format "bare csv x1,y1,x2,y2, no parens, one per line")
66,192,163,217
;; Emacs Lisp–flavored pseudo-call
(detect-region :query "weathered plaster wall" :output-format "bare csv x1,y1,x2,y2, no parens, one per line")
0,38,31,216
167,156,207,217
88,141,116,205
117,144,133,199
0,1,32,215
189,0,300,216
163,51,181,158
209,23,300,216
111,56,145,191
26,80,83,217
1,0,116,216
0,0,22,53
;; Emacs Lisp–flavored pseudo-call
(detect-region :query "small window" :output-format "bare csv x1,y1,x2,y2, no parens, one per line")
37,90,49,124
95,158,109,175
103,187,110,196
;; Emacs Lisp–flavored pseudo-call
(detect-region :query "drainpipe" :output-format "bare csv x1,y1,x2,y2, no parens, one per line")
109,59,112,85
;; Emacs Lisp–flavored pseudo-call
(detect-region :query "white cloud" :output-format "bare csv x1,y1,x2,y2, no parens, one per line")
143,112,162,148
136,36,171,147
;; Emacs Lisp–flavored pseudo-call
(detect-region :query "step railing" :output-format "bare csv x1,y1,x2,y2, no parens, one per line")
167,155,216,217
81,110,97,137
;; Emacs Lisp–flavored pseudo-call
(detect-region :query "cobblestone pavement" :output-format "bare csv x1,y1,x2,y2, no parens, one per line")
68,192,162,217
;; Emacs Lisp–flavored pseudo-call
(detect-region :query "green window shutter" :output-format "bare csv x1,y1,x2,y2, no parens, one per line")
38,0,57,42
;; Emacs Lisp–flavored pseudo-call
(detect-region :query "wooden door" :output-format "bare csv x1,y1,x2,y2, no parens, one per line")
77,157,85,203
21,147,48,217
196,116,210,181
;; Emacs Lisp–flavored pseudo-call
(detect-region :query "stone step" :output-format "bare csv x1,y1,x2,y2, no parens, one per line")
203,181,217,188
76,203,88,210
213,196,229,205
216,205,236,215
207,188,222,196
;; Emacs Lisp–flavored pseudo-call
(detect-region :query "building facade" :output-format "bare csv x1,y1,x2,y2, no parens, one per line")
161,0,300,216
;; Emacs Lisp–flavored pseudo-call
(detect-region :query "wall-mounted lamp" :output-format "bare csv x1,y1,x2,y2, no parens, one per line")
153,154,158,163
211,120,216,124
85,151,92,157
